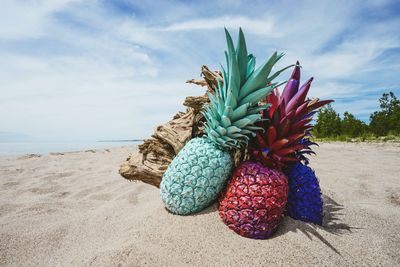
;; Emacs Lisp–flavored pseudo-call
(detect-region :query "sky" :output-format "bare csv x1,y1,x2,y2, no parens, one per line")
0,0,399,142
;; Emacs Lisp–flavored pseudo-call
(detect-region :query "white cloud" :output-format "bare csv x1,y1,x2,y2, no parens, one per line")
0,0,76,40
0,0,398,141
117,20,171,51
163,16,277,36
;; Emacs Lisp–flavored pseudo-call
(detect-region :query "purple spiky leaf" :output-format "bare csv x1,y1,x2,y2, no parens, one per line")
303,110,318,119
285,77,313,114
281,61,301,104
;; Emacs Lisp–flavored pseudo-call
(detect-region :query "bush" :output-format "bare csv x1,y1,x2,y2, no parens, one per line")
313,104,341,138
342,111,368,137
312,92,400,141
369,92,400,136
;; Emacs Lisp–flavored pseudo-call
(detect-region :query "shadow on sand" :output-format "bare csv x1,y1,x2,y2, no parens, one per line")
166,194,356,255
273,194,356,254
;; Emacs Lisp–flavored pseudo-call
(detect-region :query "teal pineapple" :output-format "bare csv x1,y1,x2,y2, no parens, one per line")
160,28,290,215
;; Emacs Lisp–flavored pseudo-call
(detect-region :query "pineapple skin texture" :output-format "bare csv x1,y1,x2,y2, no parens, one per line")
218,161,288,239
285,162,323,225
160,137,232,215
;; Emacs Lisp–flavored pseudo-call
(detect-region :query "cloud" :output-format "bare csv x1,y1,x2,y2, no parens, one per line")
163,16,276,36
0,0,75,40
0,0,399,142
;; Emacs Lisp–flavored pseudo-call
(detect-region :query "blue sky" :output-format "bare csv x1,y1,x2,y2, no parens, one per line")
0,0,399,142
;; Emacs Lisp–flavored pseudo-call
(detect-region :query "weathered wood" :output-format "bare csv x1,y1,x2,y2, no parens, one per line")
119,66,222,187
153,109,195,154
185,79,207,87
186,65,222,92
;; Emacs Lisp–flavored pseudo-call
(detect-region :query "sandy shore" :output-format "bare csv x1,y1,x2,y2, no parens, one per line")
0,143,399,266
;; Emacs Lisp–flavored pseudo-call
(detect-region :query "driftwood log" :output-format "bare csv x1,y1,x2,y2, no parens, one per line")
119,66,222,187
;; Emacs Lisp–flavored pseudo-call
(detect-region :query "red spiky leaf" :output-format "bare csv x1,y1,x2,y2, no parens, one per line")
274,147,297,157
287,133,306,144
278,119,291,139
270,139,289,152
266,90,280,118
249,62,334,170
266,126,277,146
307,99,334,111
279,156,298,162
256,132,268,148
294,101,310,118
272,110,280,127
279,110,295,125
291,117,312,132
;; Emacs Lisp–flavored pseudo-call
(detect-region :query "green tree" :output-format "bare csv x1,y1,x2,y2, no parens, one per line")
342,111,368,137
313,104,342,138
369,92,400,136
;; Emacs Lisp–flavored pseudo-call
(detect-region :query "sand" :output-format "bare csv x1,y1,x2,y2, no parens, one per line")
0,143,399,266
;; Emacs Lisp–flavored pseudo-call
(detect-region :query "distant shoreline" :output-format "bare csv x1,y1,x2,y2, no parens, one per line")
97,140,144,142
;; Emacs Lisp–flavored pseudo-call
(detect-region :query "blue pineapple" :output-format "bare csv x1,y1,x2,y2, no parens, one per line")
285,161,323,225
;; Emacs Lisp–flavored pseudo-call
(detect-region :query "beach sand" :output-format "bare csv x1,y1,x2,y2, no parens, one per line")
0,143,399,266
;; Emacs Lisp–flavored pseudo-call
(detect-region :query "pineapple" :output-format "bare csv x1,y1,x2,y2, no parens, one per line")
160,28,291,215
218,161,288,239
218,62,333,238
285,161,323,225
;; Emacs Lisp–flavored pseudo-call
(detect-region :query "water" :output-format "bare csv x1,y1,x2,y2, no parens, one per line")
0,141,142,155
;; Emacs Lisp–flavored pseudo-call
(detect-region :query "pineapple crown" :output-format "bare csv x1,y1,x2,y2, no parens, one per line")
202,28,292,150
250,62,334,169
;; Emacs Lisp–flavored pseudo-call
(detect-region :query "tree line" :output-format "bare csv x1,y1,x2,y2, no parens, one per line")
313,92,400,140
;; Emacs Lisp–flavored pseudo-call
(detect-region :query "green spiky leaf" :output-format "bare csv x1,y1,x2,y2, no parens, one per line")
236,28,248,86
238,52,284,101
239,84,275,106
202,28,291,150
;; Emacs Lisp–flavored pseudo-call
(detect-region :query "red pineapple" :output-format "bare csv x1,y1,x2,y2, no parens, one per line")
218,62,333,239
219,162,288,239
